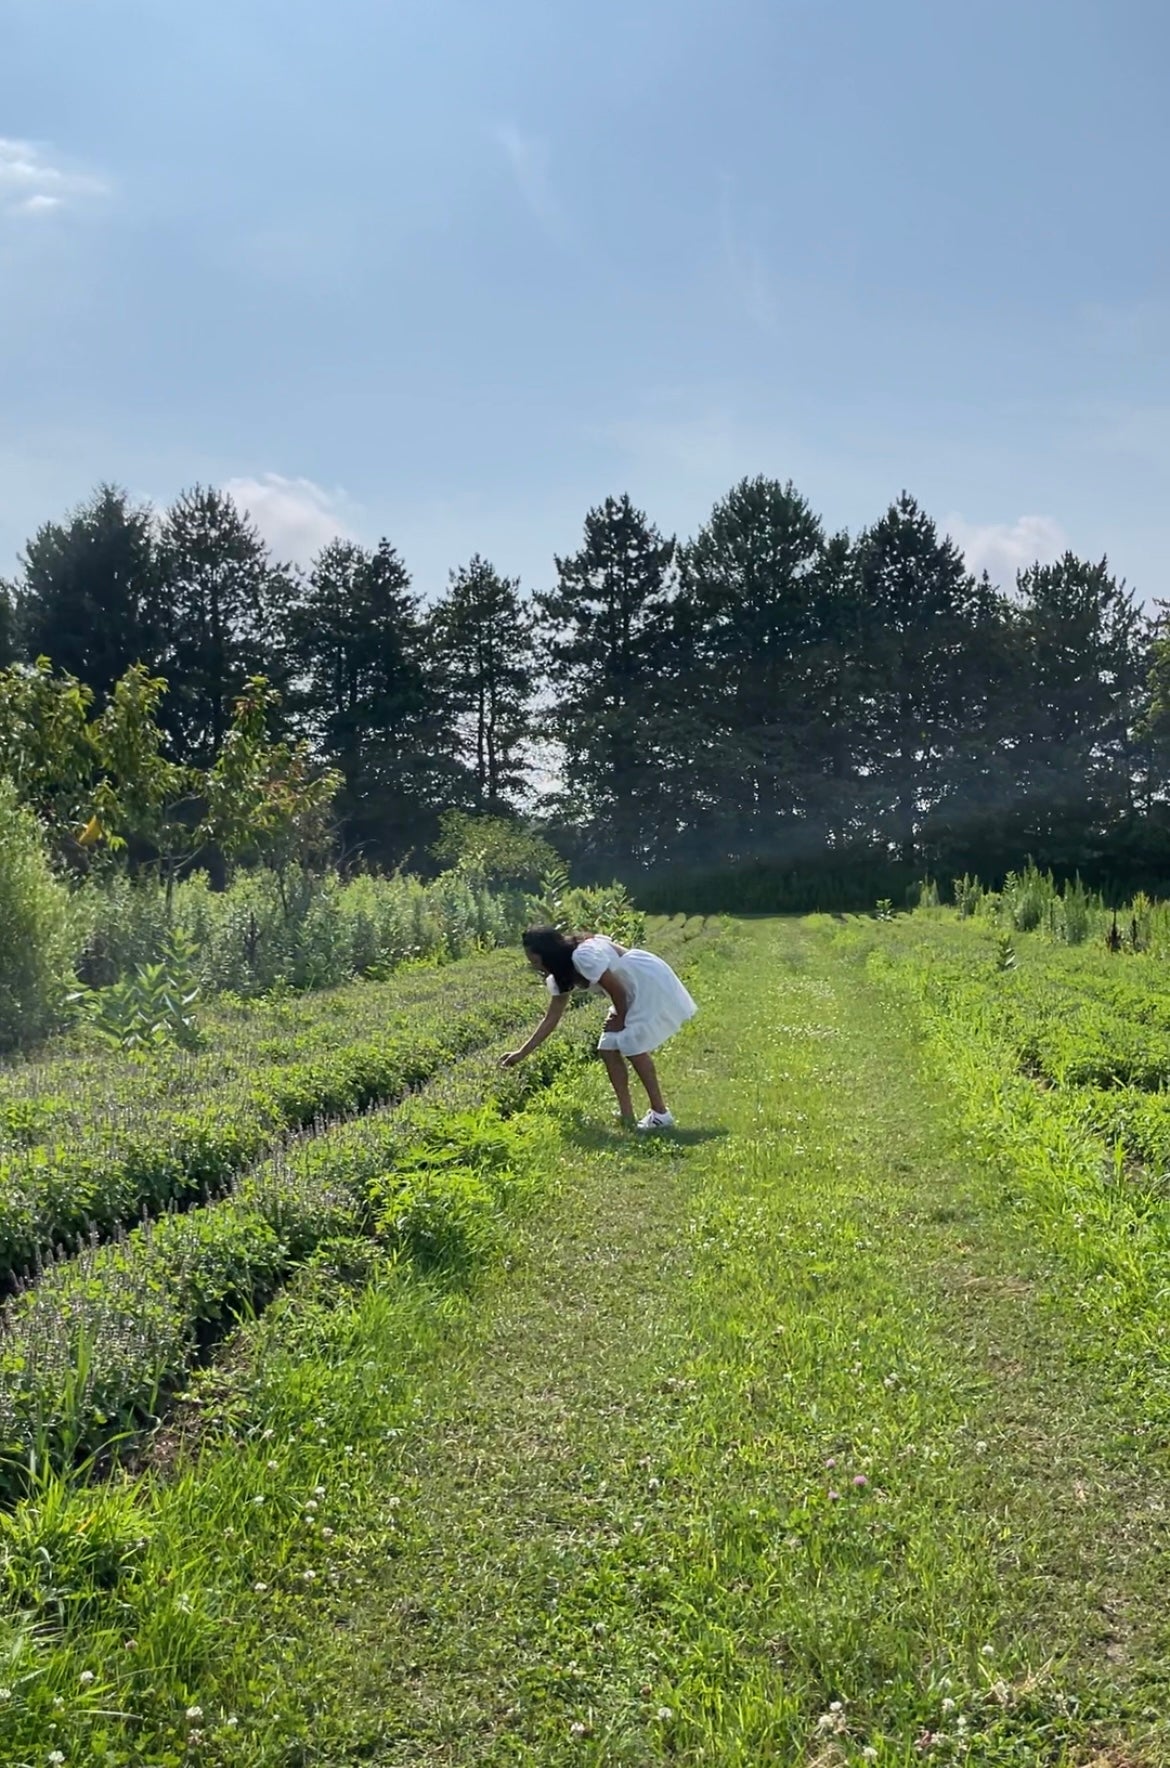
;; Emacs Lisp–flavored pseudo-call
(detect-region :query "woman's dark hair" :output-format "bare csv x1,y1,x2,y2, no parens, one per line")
522,924,590,995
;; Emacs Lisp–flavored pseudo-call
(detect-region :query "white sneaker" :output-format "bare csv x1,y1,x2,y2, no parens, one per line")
636,1110,676,1132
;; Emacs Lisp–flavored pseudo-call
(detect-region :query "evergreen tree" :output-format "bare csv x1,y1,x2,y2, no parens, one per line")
157,486,285,766
289,538,449,865
536,495,677,869
854,493,983,863
679,477,827,858
0,581,14,667
1010,554,1149,864
427,556,536,811
12,485,162,698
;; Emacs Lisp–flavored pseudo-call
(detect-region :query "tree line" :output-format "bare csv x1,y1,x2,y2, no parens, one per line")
3,477,1169,897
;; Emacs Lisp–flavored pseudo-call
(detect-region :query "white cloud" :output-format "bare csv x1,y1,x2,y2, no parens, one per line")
944,513,1068,587
0,138,108,218
493,122,574,250
224,474,358,566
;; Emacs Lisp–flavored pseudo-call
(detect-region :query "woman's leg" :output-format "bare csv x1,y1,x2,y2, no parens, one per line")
601,1049,635,1119
630,1053,668,1115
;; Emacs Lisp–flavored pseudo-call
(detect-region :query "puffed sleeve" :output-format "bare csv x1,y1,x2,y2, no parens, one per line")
571,937,611,983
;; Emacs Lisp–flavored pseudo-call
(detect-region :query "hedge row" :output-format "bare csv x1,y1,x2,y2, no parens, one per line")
0,1036,584,1478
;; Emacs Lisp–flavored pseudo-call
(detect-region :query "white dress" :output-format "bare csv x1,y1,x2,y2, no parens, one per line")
550,934,698,1057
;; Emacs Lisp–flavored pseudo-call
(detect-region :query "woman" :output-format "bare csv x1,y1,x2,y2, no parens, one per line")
501,925,697,1130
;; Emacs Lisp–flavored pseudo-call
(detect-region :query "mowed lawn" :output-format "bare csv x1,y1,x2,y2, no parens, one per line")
277,918,1170,1766
11,917,1170,1766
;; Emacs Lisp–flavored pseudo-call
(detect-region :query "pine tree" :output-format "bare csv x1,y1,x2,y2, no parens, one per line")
1011,554,1149,865
536,495,677,870
157,486,285,766
288,538,450,865
13,485,162,698
0,581,14,668
854,493,982,864
427,556,536,811
679,477,826,859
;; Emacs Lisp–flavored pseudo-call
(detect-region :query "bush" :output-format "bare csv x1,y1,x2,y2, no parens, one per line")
0,780,75,1053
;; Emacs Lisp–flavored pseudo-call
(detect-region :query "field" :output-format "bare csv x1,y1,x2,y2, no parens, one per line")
3,905,1170,1765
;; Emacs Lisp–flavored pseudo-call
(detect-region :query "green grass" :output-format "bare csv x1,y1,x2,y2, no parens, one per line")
4,915,1170,1765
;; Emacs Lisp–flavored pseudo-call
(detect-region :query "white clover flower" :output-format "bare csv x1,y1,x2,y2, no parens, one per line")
304,1499,318,1513
186,1706,203,1721
570,1721,588,1737
302,1569,317,1583
79,1670,95,1685
314,1486,326,1498
322,1527,335,1540
253,1581,268,1593
656,1706,673,1722
941,1697,956,1714
0,1688,11,1700
252,1494,265,1506
267,1460,279,1472
48,1754,65,1767
863,1750,879,1763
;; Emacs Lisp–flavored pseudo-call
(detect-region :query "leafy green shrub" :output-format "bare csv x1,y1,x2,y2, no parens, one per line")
0,779,75,1053
0,991,529,1282
70,927,203,1052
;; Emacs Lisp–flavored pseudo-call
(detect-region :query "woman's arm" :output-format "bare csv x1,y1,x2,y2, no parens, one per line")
500,989,570,1066
597,968,630,1030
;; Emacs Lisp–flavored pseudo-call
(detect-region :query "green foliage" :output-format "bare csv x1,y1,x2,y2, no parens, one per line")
428,555,537,810
200,676,340,875
531,860,645,947
0,778,76,1052
70,928,203,1053
432,810,558,885
0,963,537,1283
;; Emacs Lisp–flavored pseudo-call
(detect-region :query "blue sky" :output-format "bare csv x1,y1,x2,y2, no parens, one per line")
1,0,1166,604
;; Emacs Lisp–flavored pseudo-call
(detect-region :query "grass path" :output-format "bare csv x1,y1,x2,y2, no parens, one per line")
300,920,1170,1765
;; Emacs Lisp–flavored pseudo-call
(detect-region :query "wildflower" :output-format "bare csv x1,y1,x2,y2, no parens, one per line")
853,1474,869,1487
941,1698,956,1714
252,1494,265,1506
314,1486,326,1498
186,1707,203,1721
304,1499,318,1512
975,1441,988,1455
253,1581,268,1593
79,1670,95,1685
863,1751,879,1763
981,1644,995,1657
648,1477,661,1492
322,1526,335,1540
226,1716,239,1728
656,1706,674,1721
825,1457,837,1469
261,1427,275,1440
267,1460,279,1472
828,1489,840,1501
570,1721,588,1737
0,1688,10,1700
302,1569,317,1583
48,1754,65,1766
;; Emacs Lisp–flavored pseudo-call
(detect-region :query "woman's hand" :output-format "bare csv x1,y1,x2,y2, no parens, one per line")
500,1050,525,1069
603,1010,626,1034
